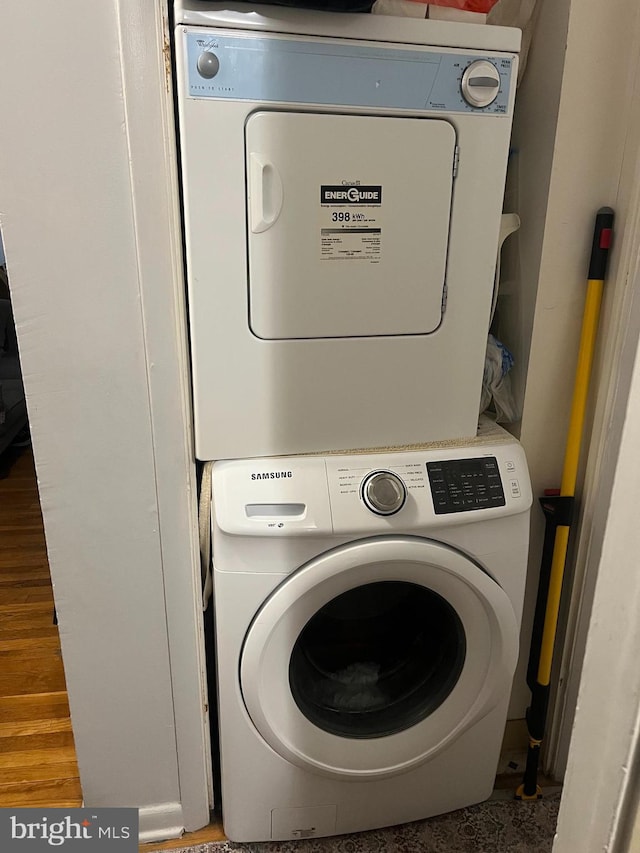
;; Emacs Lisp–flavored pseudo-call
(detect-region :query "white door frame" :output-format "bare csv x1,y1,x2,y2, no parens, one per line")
113,0,213,834
552,232,640,850
0,0,211,840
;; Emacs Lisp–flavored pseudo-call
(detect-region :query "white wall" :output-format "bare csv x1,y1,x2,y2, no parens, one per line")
0,0,210,841
519,0,637,516
497,0,572,717
498,0,570,410
546,8,640,774
500,0,640,726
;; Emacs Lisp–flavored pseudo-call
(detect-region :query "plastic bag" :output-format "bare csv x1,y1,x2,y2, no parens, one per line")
480,334,519,423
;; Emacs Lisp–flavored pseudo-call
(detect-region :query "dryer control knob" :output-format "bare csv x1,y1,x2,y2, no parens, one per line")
361,471,407,516
197,51,220,79
461,60,501,108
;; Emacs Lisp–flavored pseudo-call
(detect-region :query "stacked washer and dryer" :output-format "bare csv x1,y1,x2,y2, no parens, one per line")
174,0,531,842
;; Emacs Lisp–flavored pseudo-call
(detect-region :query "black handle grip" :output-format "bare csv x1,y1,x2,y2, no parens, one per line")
588,207,614,280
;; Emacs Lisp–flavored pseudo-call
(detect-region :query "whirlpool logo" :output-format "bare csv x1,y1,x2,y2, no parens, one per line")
321,185,382,204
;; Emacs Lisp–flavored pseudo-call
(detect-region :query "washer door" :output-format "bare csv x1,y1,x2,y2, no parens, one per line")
240,536,518,780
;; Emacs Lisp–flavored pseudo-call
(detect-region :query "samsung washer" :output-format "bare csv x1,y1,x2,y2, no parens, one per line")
210,424,532,840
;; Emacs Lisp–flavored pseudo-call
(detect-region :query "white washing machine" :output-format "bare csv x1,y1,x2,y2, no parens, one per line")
211,425,532,841
175,2,521,460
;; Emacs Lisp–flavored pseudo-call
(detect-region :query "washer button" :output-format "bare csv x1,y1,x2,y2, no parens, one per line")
505,460,516,472
509,478,521,498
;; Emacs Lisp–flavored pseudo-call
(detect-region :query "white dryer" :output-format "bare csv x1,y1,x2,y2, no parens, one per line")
175,2,521,460
211,426,532,841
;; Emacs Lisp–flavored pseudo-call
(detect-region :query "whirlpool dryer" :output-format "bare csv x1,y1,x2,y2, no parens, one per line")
174,1,521,460
210,424,532,840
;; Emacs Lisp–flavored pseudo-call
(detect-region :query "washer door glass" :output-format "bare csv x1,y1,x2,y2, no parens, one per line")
240,536,519,780
289,581,465,738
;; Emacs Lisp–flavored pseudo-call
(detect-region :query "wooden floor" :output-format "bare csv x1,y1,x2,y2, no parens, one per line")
0,449,82,807
141,819,226,851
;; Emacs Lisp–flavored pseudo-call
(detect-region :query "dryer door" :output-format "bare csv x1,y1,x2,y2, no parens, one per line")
240,536,518,780
245,111,456,340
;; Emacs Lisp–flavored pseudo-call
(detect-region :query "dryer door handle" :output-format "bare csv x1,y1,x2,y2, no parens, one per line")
249,154,284,233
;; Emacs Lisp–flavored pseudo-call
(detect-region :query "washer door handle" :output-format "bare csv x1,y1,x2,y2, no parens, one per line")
249,153,284,233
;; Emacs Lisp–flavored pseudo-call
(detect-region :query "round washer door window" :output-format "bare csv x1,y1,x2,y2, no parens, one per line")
240,536,518,780
289,580,466,739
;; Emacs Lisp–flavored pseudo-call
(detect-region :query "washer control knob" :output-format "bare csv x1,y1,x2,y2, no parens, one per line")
361,471,407,516
461,60,501,108
197,51,220,79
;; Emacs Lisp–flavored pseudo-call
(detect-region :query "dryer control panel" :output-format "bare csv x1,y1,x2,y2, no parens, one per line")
182,29,515,115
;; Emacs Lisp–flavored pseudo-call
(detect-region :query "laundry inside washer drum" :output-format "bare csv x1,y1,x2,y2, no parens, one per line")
288,581,466,739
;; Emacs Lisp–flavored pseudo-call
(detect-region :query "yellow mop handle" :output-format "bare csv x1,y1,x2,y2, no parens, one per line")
537,210,613,686
517,210,613,801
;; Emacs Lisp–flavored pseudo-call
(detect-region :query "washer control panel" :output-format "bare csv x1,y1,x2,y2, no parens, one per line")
427,456,505,514
212,438,531,536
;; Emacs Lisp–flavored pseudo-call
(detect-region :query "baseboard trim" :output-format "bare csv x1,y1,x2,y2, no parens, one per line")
139,802,185,844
